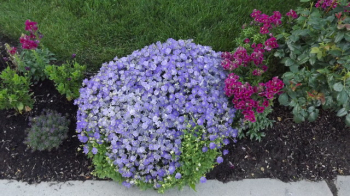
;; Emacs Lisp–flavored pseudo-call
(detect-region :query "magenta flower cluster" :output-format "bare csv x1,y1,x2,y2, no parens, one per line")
224,73,283,122
20,20,40,50
221,40,278,73
221,9,289,123
315,0,350,12
315,0,338,10
286,9,298,19
250,9,282,34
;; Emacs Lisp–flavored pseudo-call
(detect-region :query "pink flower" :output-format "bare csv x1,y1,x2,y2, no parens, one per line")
315,0,338,10
252,69,263,76
263,99,269,107
9,47,17,55
250,9,262,18
20,35,38,50
261,65,268,72
256,106,265,113
269,11,282,26
286,9,298,19
264,37,279,51
255,13,270,24
244,38,250,43
25,20,38,33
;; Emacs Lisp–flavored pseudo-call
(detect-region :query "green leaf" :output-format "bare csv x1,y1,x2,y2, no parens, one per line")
335,31,345,43
297,16,307,24
293,114,305,123
344,32,350,42
274,50,285,58
310,47,320,53
307,106,315,112
285,58,296,67
337,90,349,104
290,65,299,73
309,55,316,65
310,47,322,59
297,53,309,64
317,51,322,60
308,111,318,122
189,183,196,191
290,99,297,107
17,102,24,112
345,114,350,126
278,93,289,106
300,0,310,2
283,72,294,79
333,82,344,92
337,108,348,117
289,34,299,42
328,49,342,57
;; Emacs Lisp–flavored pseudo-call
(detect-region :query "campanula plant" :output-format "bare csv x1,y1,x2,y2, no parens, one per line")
7,20,56,82
275,0,350,126
74,39,237,192
24,109,70,152
45,54,87,101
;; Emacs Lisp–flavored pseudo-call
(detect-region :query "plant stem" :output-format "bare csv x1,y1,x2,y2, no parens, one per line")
325,0,337,14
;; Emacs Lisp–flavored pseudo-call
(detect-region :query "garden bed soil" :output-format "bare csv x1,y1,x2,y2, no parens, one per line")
1,35,349,186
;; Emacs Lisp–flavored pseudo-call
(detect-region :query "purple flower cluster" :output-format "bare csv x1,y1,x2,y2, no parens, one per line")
74,38,236,186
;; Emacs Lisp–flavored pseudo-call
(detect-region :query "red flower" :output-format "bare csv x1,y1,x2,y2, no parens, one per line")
9,47,17,55
286,9,298,19
20,35,38,50
25,20,38,33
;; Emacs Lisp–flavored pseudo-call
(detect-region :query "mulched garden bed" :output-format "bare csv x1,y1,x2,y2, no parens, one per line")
0,34,349,186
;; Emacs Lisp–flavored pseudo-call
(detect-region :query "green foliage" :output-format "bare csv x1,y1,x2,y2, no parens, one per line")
45,61,86,101
238,106,274,141
158,123,222,193
24,109,70,152
276,1,350,126
0,66,33,113
16,47,56,82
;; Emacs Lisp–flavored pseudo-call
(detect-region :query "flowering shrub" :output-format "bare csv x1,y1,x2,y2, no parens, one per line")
74,38,237,191
7,20,55,82
275,0,350,126
24,109,70,152
221,9,286,140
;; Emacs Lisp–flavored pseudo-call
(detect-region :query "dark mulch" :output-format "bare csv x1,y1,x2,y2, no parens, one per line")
0,35,349,186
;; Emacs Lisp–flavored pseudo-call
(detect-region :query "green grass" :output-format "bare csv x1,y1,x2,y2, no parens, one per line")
0,0,306,72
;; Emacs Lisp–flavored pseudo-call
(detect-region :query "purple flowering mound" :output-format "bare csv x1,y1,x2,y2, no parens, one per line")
74,38,236,187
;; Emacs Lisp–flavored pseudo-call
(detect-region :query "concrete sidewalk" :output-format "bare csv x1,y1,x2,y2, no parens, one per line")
1,176,349,196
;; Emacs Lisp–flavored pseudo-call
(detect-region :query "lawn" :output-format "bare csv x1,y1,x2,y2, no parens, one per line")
0,0,305,71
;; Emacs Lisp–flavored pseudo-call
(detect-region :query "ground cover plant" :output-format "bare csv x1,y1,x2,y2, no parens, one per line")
74,39,237,192
24,109,70,152
0,0,349,195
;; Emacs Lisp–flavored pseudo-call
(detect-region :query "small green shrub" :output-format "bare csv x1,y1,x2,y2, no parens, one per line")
45,59,86,101
17,47,56,82
0,66,33,113
24,109,70,152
